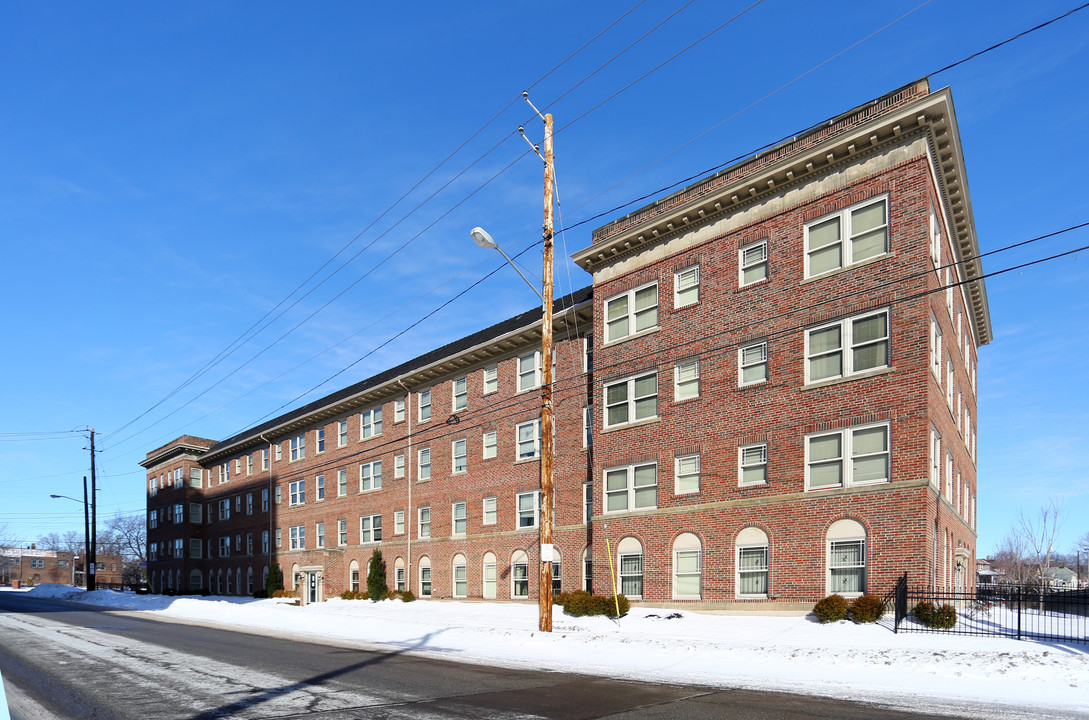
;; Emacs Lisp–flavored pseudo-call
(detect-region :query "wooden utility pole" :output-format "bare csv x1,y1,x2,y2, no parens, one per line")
82,476,91,589
89,428,97,591
539,111,555,633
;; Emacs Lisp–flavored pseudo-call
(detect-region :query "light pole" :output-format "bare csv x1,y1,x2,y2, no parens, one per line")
470,104,555,633
50,476,93,590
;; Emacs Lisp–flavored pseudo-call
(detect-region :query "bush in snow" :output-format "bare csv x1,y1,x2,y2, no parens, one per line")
913,600,957,629
847,594,886,623
813,594,848,623
340,590,367,600
556,590,629,618
367,550,388,602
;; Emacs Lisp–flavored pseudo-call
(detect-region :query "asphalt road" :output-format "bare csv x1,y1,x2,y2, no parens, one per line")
0,593,1029,720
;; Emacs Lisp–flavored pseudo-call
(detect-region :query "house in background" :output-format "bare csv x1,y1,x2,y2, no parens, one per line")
144,78,988,608
0,546,124,588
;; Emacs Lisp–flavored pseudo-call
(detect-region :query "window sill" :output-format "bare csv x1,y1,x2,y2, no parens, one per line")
738,277,769,291
601,416,660,434
602,325,660,349
804,366,894,390
515,456,541,465
739,481,767,488
738,379,767,390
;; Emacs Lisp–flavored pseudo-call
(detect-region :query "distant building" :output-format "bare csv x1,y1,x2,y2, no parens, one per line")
0,546,124,588
144,78,987,608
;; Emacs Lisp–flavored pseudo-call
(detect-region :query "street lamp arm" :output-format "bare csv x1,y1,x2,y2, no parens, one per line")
493,245,545,305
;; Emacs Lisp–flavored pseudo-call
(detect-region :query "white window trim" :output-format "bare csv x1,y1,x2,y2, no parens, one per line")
516,490,540,529
603,281,659,344
482,430,497,460
517,351,542,393
417,506,431,539
736,543,769,599
482,496,498,526
674,359,699,401
393,510,405,535
483,364,499,395
418,388,432,422
451,438,467,474
804,309,890,385
804,195,889,279
739,238,769,287
674,453,700,495
516,419,541,461
603,462,658,514
360,514,381,544
738,342,768,387
805,421,890,491
451,502,467,537
359,460,382,493
418,448,431,480
674,265,700,309
394,453,405,478
360,407,382,440
452,376,468,412
739,443,768,486
603,371,658,429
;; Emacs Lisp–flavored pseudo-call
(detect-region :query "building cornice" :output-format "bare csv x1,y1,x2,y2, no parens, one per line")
573,79,991,346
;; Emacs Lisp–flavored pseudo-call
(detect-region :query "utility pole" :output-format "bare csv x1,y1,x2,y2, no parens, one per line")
82,476,90,589
89,428,97,591
539,110,555,633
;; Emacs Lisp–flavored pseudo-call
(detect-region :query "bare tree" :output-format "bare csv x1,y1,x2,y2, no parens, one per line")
1017,499,1065,588
991,530,1034,585
104,514,147,585
36,532,62,551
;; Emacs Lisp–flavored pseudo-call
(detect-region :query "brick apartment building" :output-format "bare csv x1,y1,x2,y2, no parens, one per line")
143,78,988,609
0,546,124,588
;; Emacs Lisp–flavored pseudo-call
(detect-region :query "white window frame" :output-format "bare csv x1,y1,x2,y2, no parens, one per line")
452,376,468,412
359,460,382,492
604,281,658,344
603,372,658,428
419,560,432,598
418,388,431,422
517,351,541,393
417,506,431,539
604,462,658,514
452,556,468,598
451,438,467,474
290,434,305,462
418,447,431,480
337,519,348,547
805,422,890,491
360,407,382,439
739,239,768,286
360,514,381,544
451,501,467,536
483,365,498,394
805,196,889,278
393,510,405,535
338,420,348,447
289,525,305,551
288,480,305,506
739,342,768,386
394,453,405,478
805,309,889,384
675,454,700,495
482,496,497,526
739,443,768,486
674,359,699,401
516,491,540,529
516,419,540,461
316,428,325,454
393,397,406,423
737,543,769,599
482,430,497,459
337,468,348,497
674,265,699,308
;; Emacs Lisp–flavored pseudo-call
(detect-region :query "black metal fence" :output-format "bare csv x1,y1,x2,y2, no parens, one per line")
888,573,1089,644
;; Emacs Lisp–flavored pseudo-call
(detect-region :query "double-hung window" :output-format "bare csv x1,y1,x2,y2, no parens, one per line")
605,282,658,343
338,420,348,447
739,239,768,286
289,526,305,551
830,539,866,595
482,430,497,459
805,197,888,277
394,397,405,423
418,389,431,422
359,461,382,492
604,372,657,427
452,502,466,536
516,420,540,461
604,462,657,513
418,507,431,538
394,510,405,535
337,519,348,546
674,265,699,308
418,448,431,480
739,444,768,486
739,342,768,386
290,434,305,461
517,351,541,392
360,515,381,544
483,496,497,525
316,474,325,501
517,491,539,528
361,407,382,439
288,480,305,506
452,439,467,473
674,360,699,401
738,545,769,597
483,365,498,394
316,428,325,453
805,309,889,383
675,454,700,494
806,423,890,490
452,377,467,411
394,453,405,478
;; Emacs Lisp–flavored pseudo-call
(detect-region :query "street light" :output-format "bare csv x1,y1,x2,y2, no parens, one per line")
470,104,556,633
49,475,95,591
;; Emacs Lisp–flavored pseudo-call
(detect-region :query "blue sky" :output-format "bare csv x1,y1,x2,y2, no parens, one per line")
2,1,1087,559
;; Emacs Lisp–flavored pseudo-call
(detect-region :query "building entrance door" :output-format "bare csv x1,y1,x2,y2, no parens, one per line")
305,570,319,604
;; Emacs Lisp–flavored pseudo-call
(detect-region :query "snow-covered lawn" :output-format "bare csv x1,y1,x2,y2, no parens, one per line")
8,585,1088,718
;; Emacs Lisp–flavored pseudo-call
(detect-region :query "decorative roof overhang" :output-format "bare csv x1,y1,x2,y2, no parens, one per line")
140,438,217,469
199,292,593,464
573,79,991,346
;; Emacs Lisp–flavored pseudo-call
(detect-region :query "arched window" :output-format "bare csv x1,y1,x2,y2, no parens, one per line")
246,567,254,595
582,546,593,593
349,560,360,593
236,568,242,596
616,537,643,598
216,569,223,594
736,527,769,598
551,548,562,595
226,568,233,595
452,554,467,598
482,552,497,599
418,556,431,598
394,557,406,592
511,550,529,598
291,563,300,592
827,519,866,596
673,532,702,600
189,570,202,592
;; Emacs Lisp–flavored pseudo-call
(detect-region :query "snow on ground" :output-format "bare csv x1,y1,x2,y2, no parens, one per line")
9,585,1088,718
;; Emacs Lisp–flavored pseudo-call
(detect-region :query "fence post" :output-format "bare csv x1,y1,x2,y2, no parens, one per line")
1016,586,1022,641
